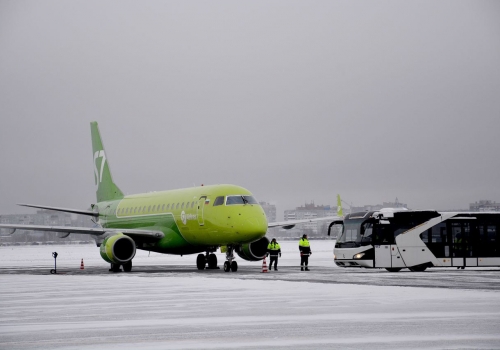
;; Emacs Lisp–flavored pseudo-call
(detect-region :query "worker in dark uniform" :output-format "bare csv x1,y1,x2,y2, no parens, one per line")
267,238,281,271
299,234,311,271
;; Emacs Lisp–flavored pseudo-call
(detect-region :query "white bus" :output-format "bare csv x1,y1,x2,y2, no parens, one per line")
333,208,500,272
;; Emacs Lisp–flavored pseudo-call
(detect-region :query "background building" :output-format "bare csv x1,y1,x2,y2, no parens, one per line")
470,200,500,212
349,198,407,213
283,202,338,238
0,210,94,245
259,202,276,223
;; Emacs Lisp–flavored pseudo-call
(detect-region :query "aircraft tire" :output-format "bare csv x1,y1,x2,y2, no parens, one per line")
223,261,230,272
208,254,217,269
111,263,121,272
230,261,238,272
123,260,132,272
196,254,206,270
385,268,402,272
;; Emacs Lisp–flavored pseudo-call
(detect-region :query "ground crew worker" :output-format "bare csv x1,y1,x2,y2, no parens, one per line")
299,234,311,271
267,238,281,271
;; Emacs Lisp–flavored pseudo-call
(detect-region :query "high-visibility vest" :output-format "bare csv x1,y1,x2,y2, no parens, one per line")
299,238,310,247
267,242,281,251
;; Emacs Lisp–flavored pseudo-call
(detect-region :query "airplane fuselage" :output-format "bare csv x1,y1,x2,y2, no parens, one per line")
96,184,268,254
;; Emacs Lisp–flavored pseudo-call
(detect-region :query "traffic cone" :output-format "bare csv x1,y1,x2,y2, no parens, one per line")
261,257,268,273
80,259,84,270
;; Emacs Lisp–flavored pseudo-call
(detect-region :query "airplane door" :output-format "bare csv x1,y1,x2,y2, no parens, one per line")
197,196,206,226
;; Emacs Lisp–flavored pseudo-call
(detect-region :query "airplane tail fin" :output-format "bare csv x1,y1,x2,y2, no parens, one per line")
337,194,344,217
90,122,124,203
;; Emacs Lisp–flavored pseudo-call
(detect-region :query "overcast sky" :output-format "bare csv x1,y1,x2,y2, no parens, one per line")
1,1,499,218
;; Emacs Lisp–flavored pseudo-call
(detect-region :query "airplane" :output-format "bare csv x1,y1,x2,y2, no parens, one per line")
0,122,341,272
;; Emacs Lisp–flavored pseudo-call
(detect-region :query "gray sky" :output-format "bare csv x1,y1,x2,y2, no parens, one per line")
1,1,499,218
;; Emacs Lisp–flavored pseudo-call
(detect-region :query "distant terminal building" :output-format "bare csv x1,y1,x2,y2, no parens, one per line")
0,210,93,245
284,202,338,236
259,202,276,223
350,198,407,213
470,200,500,212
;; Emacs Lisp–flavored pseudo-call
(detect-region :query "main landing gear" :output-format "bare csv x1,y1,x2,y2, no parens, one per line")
110,260,133,273
223,245,238,272
196,252,219,270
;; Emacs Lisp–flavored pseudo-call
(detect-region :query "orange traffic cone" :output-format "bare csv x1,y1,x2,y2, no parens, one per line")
261,257,268,273
80,259,84,270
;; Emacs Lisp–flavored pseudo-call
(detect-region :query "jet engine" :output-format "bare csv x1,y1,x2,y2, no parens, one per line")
235,237,269,261
99,233,136,264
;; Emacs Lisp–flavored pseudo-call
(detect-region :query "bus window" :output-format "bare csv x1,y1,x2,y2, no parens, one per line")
420,229,430,243
337,219,363,243
373,223,393,244
431,223,447,243
361,222,373,243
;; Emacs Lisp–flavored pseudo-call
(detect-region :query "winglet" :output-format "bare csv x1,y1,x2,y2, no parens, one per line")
337,194,344,218
91,122,124,202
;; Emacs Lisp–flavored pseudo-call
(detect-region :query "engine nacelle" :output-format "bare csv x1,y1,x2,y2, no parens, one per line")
99,233,136,264
236,237,269,261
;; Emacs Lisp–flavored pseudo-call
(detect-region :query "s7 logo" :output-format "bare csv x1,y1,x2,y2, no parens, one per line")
93,150,107,190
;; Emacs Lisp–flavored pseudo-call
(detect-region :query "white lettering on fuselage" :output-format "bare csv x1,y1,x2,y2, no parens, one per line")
181,211,197,225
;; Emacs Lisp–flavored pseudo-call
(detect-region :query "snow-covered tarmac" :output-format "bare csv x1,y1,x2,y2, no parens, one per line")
1,241,499,349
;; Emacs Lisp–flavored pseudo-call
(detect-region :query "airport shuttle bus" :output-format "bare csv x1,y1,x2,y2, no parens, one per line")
333,209,500,272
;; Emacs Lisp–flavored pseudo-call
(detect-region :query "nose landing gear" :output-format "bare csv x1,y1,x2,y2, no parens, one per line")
223,245,238,272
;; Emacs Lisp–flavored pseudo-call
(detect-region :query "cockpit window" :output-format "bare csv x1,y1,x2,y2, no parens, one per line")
226,195,259,205
213,196,224,206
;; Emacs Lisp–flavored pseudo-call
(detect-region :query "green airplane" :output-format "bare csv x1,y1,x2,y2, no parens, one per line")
1,122,340,272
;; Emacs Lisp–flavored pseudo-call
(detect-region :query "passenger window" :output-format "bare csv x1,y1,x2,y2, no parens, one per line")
152,205,156,212
161,204,165,211
213,196,224,206
420,229,430,243
147,206,151,212
431,223,447,243
176,203,180,209
191,201,195,208
166,204,170,209
181,202,185,209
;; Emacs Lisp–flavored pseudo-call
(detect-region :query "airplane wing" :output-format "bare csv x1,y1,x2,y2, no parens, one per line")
17,203,99,217
0,224,164,240
268,216,343,229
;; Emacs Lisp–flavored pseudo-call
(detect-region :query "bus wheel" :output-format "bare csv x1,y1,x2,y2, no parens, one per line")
409,266,427,272
385,268,402,272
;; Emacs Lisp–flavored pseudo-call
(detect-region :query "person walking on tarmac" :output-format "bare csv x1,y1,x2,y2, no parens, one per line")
267,238,281,271
299,234,311,271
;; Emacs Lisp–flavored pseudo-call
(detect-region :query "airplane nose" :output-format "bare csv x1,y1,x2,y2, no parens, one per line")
247,216,267,234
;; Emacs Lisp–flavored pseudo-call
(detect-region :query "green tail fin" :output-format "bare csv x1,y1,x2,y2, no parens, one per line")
337,194,344,217
90,122,124,202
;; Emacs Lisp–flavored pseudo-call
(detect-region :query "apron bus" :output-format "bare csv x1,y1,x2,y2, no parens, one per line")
333,208,500,272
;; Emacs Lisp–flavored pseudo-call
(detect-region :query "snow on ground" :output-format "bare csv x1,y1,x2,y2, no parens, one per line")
1,241,500,349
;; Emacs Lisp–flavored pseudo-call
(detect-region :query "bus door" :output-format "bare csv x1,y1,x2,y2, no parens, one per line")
375,244,391,267
390,245,405,268
373,222,393,267
450,220,477,267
